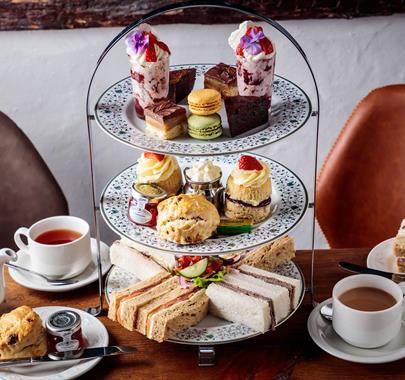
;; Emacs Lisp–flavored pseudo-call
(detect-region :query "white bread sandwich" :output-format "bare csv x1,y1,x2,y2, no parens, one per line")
108,272,208,342
393,219,405,272
238,264,302,310
240,235,295,271
206,270,292,333
110,240,175,280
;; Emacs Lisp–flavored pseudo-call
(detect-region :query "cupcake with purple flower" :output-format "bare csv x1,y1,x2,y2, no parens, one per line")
125,24,171,118
228,21,276,101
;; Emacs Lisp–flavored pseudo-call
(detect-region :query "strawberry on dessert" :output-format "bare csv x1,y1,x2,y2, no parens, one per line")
224,155,272,223
238,155,263,171
136,152,182,196
125,24,171,118
228,21,276,101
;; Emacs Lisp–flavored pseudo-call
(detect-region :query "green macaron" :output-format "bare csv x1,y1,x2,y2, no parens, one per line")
187,113,223,140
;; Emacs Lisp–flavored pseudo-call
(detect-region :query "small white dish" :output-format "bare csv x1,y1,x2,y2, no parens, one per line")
9,239,111,292
367,237,400,274
307,298,405,364
0,306,108,380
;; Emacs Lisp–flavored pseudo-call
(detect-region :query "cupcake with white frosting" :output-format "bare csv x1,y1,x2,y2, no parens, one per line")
224,155,272,223
136,152,182,196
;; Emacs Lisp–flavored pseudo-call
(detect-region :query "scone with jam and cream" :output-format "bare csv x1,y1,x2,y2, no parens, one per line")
224,155,272,223
136,152,182,196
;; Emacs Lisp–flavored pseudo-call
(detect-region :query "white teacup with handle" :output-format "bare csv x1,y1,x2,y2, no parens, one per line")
14,216,92,279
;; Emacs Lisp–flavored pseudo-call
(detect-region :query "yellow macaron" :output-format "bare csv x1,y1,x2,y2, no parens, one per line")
187,89,221,115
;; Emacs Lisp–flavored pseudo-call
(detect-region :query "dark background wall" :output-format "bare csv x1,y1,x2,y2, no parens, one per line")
0,0,404,30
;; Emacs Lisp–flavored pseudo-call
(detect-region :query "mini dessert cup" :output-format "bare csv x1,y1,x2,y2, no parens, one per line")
130,58,170,119
126,24,171,119
236,53,276,99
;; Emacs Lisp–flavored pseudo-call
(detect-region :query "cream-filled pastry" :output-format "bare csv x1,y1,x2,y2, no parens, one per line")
224,155,272,223
136,152,182,196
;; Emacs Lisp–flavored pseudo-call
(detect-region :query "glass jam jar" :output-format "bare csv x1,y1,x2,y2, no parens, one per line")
128,183,167,227
46,310,84,354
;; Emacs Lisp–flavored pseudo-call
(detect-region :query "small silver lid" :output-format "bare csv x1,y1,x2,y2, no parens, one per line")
46,310,81,333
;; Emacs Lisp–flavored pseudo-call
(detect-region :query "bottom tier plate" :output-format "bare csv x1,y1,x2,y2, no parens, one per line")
105,262,305,345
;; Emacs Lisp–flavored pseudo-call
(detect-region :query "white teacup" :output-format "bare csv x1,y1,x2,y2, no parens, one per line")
332,274,403,348
14,216,92,279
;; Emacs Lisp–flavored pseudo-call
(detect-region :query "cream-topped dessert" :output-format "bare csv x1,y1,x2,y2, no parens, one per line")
186,160,221,183
136,152,182,196
224,155,272,223
228,21,276,100
126,24,171,118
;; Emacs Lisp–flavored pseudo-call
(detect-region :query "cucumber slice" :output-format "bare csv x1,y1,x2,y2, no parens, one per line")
178,258,208,279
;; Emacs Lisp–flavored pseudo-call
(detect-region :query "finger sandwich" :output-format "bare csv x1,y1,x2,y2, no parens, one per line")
206,265,300,333
108,273,208,342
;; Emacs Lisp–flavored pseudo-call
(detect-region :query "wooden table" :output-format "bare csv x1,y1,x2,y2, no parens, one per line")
3,248,404,379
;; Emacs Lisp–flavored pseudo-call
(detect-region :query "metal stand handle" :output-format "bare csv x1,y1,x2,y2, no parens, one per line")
198,346,215,366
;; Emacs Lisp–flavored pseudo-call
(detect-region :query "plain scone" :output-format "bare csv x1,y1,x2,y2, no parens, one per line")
157,194,220,244
0,306,47,359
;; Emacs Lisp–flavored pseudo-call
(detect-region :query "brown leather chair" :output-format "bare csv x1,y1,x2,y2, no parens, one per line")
0,111,68,249
316,85,405,248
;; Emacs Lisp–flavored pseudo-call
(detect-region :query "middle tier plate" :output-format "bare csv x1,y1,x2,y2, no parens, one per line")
100,153,308,255
94,64,311,156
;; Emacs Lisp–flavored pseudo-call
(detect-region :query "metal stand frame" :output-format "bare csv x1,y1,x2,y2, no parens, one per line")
84,0,320,331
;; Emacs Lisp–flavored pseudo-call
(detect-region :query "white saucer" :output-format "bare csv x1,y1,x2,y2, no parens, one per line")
9,239,111,292
307,298,405,364
0,306,108,380
367,237,400,274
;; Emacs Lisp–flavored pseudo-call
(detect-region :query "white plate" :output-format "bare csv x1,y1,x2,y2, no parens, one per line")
105,262,305,345
367,237,400,274
0,306,108,380
100,153,308,255
9,239,111,292
94,64,312,156
307,298,405,364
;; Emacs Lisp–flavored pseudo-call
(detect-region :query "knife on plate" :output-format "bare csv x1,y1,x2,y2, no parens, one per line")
0,346,137,368
339,261,405,283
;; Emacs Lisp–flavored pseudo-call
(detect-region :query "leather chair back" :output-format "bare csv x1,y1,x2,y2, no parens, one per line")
316,85,405,248
0,112,68,249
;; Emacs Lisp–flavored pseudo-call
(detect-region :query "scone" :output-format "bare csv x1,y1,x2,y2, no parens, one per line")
0,306,47,359
157,194,220,244
224,155,272,223
136,152,182,196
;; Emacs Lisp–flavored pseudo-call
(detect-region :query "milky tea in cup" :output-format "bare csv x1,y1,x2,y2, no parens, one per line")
332,274,403,348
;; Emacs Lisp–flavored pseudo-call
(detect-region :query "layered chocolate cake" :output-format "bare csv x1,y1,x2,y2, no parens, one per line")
204,63,238,97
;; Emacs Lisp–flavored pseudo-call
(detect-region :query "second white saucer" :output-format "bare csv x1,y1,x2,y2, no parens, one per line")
9,238,111,292
367,237,400,274
307,298,405,364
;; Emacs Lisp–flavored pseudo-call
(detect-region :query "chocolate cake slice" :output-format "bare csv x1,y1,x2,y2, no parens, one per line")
224,96,270,137
204,63,238,97
168,68,196,103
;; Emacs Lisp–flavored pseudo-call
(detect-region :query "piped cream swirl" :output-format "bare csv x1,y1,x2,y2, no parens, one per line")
137,154,179,183
231,160,270,187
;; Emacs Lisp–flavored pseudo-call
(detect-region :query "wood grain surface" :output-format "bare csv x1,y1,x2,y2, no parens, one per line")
0,1,404,30
2,248,405,379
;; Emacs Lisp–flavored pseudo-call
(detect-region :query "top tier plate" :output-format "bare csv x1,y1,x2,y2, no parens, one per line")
94,64,311,156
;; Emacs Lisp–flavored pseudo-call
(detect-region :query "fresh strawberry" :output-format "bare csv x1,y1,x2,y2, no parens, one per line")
238,155,263,171
156,40,171,54
144,45,156,62
260,37,274,55
236,44,244,56
144,152,165,161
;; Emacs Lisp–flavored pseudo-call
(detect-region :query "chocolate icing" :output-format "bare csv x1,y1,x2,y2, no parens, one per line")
205,63,236,85
144,99,186,122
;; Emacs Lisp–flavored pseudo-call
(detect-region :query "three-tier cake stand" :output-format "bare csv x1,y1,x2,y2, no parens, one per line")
85,1,320,365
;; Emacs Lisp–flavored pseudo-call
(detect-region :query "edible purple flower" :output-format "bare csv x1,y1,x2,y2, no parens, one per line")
130,31,149,54
239,27,265,55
